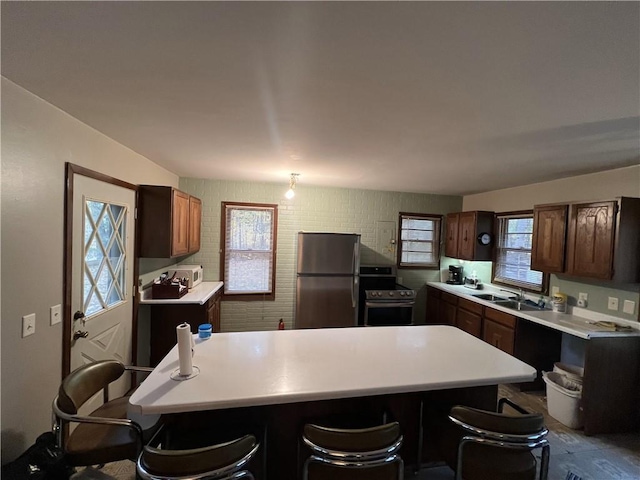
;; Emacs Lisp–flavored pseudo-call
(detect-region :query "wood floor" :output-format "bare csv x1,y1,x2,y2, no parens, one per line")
73,385,640,480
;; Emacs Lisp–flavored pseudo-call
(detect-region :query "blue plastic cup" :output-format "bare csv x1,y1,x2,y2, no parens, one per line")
198,323,212,339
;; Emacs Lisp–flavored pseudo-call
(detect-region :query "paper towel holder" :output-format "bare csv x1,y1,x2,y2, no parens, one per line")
170,365,200,381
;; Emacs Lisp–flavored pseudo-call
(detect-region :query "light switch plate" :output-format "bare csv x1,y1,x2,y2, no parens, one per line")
578,293,588,302
50,304,62,325
608,297,619,311
623,300,636,315
22,313,36,337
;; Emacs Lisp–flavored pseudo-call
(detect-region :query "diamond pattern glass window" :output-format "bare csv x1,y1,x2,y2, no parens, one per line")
221,202,278,300
493,213,545,292
397,213,441,268
83,200,127,316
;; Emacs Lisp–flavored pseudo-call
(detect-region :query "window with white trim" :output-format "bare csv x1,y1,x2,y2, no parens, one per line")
221,202,278,300
493,212,545,292
397,212,441,268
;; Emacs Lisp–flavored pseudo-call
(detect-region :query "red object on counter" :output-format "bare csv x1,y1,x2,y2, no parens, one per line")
278,319,285,330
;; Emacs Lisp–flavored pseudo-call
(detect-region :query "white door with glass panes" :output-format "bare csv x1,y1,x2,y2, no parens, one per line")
70,175,135,400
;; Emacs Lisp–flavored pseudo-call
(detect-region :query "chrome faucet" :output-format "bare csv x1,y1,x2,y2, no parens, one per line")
500,288,525,302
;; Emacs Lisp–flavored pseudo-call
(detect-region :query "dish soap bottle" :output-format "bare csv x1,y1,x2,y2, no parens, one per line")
278,319,285,330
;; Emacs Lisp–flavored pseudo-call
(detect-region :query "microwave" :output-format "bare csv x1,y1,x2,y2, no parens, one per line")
168,265,203,289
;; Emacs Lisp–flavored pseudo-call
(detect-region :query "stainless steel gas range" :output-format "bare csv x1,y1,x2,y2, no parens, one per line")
358,265,415,326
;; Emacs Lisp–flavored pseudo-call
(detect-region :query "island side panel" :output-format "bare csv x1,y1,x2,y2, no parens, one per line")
583,336,640,435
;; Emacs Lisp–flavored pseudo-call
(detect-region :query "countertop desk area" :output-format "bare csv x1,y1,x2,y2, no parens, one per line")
130,325,535,478
427,282,640,436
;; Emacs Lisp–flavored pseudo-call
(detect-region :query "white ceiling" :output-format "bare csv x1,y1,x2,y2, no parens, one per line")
2,1,639,196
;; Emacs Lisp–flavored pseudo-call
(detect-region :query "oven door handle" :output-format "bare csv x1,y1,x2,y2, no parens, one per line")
365,301,415,308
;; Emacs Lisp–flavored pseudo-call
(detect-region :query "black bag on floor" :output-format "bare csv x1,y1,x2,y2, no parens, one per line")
1,432,73,480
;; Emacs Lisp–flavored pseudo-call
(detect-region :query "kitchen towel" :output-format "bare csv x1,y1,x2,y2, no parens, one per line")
176,323,195,376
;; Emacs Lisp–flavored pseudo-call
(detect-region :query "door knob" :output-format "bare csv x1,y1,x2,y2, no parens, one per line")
74,310,86,326
73,330,89,340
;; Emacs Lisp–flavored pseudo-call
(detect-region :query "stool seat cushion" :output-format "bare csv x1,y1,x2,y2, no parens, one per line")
65,396,138,466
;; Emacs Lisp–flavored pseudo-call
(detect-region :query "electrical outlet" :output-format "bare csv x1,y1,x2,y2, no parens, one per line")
608,297,619,311
22,313,36,338
50,304,62,325
577,292,588,308
551,286,560,296
623,300,636,315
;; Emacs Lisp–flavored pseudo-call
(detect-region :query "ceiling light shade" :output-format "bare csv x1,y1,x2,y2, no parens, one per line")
285,173,299,199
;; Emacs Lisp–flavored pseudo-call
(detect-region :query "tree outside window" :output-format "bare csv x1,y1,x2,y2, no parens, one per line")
221,202,278,300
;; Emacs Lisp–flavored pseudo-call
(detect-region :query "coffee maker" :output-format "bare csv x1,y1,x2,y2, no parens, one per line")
446,265,464,285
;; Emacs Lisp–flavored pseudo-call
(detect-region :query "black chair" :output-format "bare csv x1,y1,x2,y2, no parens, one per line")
52,360,160,467
137,426,260,480
301,421,404,480
447,398,550,480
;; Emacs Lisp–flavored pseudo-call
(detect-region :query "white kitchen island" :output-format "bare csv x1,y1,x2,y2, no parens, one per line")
130,325,535,479
130,325,535,415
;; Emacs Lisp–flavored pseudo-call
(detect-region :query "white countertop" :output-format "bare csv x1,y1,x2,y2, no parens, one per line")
428,282,640,340
139,281,223,305
129,325,536,415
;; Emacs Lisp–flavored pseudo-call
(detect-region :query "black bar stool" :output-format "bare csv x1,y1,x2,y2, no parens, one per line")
447,398,550,480
301,421,404,480
137,426,260,480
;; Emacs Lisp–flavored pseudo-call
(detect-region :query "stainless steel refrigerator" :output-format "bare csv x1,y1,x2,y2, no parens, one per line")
295,232,361,329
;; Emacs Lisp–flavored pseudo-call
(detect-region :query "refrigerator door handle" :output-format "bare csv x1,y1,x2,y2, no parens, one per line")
352,241,360,274
352,276,358,308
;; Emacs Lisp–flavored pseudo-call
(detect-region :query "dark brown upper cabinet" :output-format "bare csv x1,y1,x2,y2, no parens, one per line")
531,204,568,273
533,197,640,282
445,211,494,261
138,185,202,258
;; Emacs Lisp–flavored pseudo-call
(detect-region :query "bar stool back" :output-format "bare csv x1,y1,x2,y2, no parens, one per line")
301,421,403,480
137,429,259,480
447,398,550,480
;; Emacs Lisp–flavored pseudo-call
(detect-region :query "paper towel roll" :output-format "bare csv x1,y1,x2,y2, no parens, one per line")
176,323,194,376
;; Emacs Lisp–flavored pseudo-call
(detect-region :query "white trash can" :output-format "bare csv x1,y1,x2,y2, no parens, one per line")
553,362,584,384
543,371,583,429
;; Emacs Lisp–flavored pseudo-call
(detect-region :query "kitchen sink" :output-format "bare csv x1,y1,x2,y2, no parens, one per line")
492,300,542,312
472,293,508,302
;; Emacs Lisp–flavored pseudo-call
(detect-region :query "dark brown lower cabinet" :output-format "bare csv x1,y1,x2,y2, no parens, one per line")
150,289,222,367
483,319,515,355
482,307,516,355
440,292,458,326
425,286,441,324
456,299,483,338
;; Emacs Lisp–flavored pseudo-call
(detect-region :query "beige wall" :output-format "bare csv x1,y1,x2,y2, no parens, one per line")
0,78,178,461
463,166,640,321
463,166,640,211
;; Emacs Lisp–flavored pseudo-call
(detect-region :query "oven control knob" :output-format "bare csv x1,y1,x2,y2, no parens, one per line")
400,291,405,296
389,291,394,296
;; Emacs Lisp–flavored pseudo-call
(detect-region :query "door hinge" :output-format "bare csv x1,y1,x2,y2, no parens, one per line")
134,207,138,220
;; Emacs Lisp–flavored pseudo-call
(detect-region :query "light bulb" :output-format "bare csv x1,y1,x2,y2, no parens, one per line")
285,188,295,199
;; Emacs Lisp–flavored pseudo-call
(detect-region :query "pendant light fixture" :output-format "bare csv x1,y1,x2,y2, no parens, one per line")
285,173,299,199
